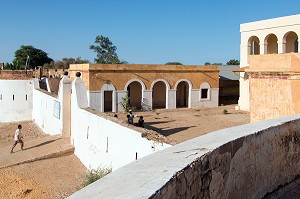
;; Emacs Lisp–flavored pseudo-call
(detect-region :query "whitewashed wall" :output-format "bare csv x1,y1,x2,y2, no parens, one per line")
32,88,62,135
71,77,171,170
0,80,33,122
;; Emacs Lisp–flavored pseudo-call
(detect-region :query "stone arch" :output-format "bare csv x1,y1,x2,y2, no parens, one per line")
124,79,146,91
283,31,298,53
101,83,116,112
248,36,260,55
125,79,146,110
200,82,211,100
265,34,278,54
150,79,170,90
151,79,170,109
175,79,192,108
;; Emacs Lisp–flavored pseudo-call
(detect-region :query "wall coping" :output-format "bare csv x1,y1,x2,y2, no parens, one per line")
68,114,300,199
69,64,219,73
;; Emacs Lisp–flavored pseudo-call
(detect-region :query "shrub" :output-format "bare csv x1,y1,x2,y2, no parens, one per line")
120,91,131,112
81,166,112,188
223,109,229,114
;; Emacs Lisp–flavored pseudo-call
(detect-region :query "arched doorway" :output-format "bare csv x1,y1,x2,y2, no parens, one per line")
284,31,298,53
127,81,143,110
152,81,167,109
176,81,189,108
265,34,278,54
248,36,260,55
101,83,116,112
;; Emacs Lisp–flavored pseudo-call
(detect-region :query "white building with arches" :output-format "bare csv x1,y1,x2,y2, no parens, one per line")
238,14,300,111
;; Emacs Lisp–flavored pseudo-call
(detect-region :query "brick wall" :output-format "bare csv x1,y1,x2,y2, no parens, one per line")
0,70,34,80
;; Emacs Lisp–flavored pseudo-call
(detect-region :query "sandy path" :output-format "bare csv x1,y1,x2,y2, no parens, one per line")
0,122,87,199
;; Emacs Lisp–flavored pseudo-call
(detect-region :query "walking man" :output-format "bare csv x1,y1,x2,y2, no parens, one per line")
11,124,24,153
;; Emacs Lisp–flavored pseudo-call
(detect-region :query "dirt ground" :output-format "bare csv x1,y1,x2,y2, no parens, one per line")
116,104,250,143
0,122,47,148
0,122,87,199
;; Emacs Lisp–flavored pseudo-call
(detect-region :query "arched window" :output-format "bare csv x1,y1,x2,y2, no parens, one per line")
283,31,298,53
200,82,211,100
248,36,260,55
265,34,278,54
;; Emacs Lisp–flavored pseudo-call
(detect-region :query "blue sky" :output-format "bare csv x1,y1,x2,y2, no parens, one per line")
0,0,299,65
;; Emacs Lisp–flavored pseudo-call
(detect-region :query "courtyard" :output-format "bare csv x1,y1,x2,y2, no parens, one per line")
0,105,249,198
117,104,250,143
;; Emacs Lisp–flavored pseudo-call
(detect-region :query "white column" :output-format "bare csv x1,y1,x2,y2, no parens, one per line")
240,45,249,66
112,90,116,113
165,89,169,109
59,73,72,137
142,90,152,111
260,43,267,54
72,73,88,109
278,38,284,54
116,90,127,112
168,89,176,109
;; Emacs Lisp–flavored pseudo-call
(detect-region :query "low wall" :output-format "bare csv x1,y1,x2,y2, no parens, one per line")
0,80,33,122
0,70,34,80
71,107,170,170
32,88,62,135
71,77,170,170
69,115,300,199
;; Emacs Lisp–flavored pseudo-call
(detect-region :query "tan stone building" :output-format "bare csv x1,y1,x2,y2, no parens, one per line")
246,53,300,122
238,14,300,112
68,64,219,112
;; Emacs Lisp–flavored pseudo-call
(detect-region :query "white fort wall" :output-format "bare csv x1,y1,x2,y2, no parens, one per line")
32,87,62,135
71,77,171,170
0,80,33,122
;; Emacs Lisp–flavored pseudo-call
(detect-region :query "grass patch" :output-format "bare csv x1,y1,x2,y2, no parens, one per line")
223,109,229,114
81,166,112,188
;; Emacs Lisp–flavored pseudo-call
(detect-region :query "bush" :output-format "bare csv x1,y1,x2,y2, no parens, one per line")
223,109,229,114
81,166,112,188
120,91,131,112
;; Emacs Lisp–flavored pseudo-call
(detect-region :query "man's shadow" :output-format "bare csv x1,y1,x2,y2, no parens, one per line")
25,138,60,150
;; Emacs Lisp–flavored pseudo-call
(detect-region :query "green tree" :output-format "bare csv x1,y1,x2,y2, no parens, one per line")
61,57,90,69
90,35,124,64
13,45,53,69
212,62,222,65
204,62,211,65
165,62,183,65
226,59,240,65
4,62,15,70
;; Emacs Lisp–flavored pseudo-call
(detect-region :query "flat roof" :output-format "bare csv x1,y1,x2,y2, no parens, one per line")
69,64,219,72
240,14,300,32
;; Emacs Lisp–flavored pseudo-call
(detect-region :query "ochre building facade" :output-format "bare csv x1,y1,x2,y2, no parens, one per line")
69,64,219,112
238,14,300,111
247,53,300,122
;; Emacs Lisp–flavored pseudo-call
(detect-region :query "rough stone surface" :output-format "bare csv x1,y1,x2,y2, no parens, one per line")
0,70,34,79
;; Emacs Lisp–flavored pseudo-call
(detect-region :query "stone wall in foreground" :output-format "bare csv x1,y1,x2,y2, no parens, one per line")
69,115,300,199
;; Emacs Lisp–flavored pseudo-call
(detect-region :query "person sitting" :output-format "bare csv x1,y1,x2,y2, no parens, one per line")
138,116,144,128
127,114,134,125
